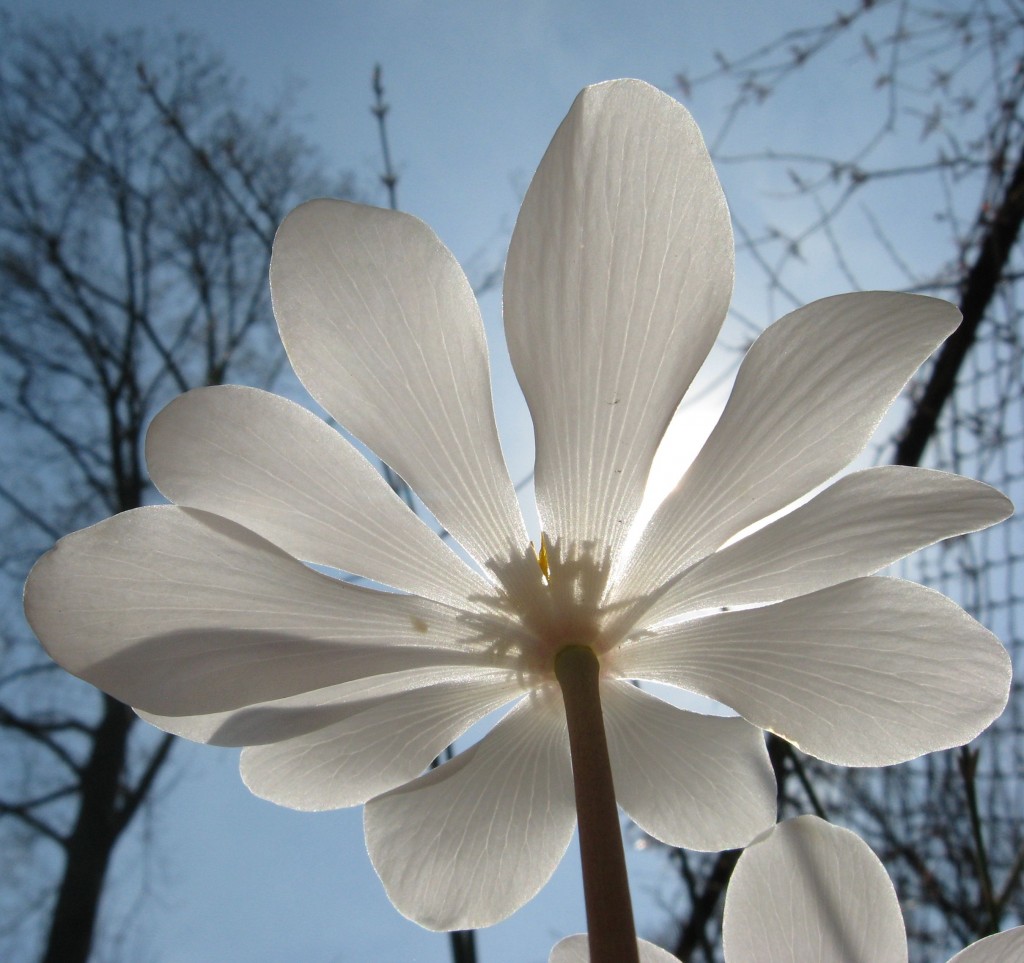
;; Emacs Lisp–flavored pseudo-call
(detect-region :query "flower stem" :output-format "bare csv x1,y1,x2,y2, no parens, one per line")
554,645,639,963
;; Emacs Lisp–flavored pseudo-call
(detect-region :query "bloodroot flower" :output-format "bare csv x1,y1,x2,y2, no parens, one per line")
553,818,1024,962
551,935,681,963
25,80,1011,935
723,816,1024,963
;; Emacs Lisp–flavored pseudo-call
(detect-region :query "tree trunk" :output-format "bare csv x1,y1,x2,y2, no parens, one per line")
42,697,133,963
894,144,1024,467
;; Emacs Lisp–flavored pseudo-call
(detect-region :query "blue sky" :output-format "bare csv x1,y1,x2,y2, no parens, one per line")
6,2,901,961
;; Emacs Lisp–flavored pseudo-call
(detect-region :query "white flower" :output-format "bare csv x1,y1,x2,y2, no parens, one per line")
25,80,1012,930
553,817,1024,962
723,816,1024,963
551,935,679,963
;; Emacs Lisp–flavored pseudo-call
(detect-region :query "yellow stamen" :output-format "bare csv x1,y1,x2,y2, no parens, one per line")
537,533,550,580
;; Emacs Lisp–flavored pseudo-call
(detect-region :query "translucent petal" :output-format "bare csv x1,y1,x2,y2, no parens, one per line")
25,506,504,716
616,577,1010,766
550,935,680,963
638,466,1012,626
619,292,960,599
948,927,1024,963
270,199,526,569
239,672,521,810
364,690,575,930
602,680,775,850
723,816,907,963
146,385,493,607
137,666,514,745
505,80,733,561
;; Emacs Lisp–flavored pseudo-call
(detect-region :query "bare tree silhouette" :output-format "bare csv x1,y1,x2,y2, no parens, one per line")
0,17,345,961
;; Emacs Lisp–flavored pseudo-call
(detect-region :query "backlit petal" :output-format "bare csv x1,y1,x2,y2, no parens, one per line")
639,467,1011,626
364,690,575,930
147,385,494,607
723,816,907,963
25,506,502,716
270,199,526,569
616,577,1010,766
550,935,680,963
948,927,1024,963
602,680,775,850
505,79,732,560
138,666,513,745
239,672,521,810
619,292,960,599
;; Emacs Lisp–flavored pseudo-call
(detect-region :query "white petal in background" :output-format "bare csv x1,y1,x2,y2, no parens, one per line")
147,385,493,608
601,680,775,850
639,466,1012,626
550,934,680,962
505,79,733,562
947,927,1024,963
722,816,908,963
553,826,1024,963
364,690,576,931
620,292,961,600
24,506,500,716
618,577,1011,766
271,199,526,570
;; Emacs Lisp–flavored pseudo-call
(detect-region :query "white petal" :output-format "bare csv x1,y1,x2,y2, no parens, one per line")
25,506,504,716
550,935,680,963
146,385,493,607
602,680,775,850
270,199,526,569
505,80,733,560
137,666,512,745
239,672,521,810
723,816,907,963
616,577,1010,766
639,467,1012,626
948,927,1024,963
364,690,575,930
619,292,960,599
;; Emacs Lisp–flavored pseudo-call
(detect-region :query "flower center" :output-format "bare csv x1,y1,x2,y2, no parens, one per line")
485,534,613,678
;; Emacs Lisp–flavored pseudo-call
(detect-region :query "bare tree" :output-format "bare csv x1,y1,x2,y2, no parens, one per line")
663,2,1024,958
0,16,345,961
